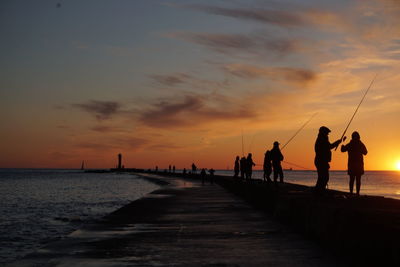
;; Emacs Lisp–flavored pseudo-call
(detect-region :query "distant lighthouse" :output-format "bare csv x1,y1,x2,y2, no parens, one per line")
118,153,122,169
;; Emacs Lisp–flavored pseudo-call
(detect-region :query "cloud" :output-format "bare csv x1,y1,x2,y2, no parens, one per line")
149,73,191,86
223,64,317,84
72,100,122,120
186,5,305,27
138,94,256,128
91,125,123,133
169,32,299,56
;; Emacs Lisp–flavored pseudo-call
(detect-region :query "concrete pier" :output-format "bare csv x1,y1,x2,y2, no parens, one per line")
12,174,343,266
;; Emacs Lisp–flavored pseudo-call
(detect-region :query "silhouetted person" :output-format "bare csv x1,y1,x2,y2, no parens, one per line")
192,163,197,174
314,126,342,194
240,156,246,180
246,153,255,180
173,165,175,173
155,166,158,173
200,168,206,185
270,142,284,183
234,156,240,178
118,153,122,169
341,131,368,196
169,165,171,173
263,150,272,182
209,168,215,184
183,168,186,176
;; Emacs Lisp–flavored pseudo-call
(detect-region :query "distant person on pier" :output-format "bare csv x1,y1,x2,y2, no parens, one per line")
183,168,187,176
200,168,206,185
234,156,240,178
341,131,368,196
263,150,272,183
209,168,215,184
314,126,342,194
240,156,247,180
271,141,284,183
155,166,158,173
246,153,256,180
192,163,197,174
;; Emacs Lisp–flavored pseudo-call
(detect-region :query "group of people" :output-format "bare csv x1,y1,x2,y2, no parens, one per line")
234,141,285,183
233,126,368,196
315,126,367,196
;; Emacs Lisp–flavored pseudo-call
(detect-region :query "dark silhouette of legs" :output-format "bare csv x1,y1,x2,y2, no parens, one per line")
356,175,361,195
349,175,355,194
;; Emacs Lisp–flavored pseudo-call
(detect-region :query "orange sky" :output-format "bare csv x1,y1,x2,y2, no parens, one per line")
1,0,399,170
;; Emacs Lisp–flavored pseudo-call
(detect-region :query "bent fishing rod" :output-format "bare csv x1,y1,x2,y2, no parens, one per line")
335,73,378,150
281,112,318,150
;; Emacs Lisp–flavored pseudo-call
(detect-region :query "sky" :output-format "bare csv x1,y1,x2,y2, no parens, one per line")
1,0,399,170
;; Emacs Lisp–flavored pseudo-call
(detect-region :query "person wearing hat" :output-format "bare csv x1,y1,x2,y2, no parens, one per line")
270,141,284,183
340,131,368,196
314,126,342,194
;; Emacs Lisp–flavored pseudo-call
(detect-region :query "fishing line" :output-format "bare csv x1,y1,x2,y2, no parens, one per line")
283,160,311,170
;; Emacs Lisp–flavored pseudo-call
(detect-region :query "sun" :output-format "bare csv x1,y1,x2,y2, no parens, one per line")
396,160,400,171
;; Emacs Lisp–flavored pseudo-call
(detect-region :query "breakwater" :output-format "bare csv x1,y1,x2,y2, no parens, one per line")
148,171,400,266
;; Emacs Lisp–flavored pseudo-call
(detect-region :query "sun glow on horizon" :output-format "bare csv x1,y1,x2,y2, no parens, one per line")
395,160,400,171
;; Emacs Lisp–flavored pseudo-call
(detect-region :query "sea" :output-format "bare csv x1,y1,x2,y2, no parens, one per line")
0,169,160,265
1,168,400,264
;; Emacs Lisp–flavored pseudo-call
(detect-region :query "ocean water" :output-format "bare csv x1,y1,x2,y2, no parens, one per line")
0,169,160,265
217,170,400,199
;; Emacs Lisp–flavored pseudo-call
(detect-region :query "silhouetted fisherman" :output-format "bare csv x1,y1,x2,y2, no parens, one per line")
246,153,255,180
270,141,284,183
240,156,247,180
209,168,215,184
341,131,368,196
191,163,197,174
314,126,342,194
183,168,187,176
263,150,272,182
234,156,240,178
155,166,158,173
200,168,206,185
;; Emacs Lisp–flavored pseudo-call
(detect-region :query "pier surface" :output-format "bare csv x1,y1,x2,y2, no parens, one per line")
13,174,342,266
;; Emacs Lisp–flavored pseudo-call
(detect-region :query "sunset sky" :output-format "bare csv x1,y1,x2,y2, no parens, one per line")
1,0,399,170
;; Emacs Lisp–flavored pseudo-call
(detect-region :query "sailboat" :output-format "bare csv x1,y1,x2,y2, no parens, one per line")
81,161,85,170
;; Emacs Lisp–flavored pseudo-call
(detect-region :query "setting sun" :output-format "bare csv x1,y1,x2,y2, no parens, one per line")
396,161,400,171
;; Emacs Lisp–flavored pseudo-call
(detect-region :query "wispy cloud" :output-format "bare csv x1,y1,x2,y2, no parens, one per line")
186,5,305,27
223,64,317,85
169,32,299,56
72,100,122,120
138,94,256,128
149,73,191,86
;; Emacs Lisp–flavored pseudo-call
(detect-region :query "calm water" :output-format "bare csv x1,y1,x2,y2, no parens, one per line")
0,169,160,265
217,170,400,199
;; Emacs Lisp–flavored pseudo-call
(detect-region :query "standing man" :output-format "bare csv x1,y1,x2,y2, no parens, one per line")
270,142,284,183
314,126,342,194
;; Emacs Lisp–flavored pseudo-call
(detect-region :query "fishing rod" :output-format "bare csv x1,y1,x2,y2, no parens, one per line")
335,73,378,150
281,112,318,150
